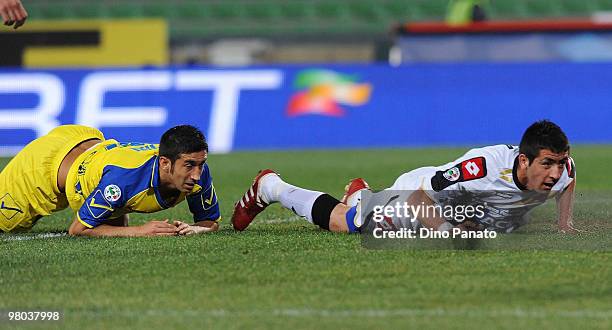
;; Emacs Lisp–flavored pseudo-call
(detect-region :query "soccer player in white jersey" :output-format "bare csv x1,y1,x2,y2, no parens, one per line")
231,120,578,234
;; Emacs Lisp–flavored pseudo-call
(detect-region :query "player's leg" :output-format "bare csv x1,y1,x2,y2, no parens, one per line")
0,171,38,232
330,177,371,231
0,125,104,232
0,141,59,232
231,170,366,233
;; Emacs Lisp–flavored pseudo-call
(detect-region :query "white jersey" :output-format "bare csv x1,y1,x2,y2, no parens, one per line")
389,145,576,232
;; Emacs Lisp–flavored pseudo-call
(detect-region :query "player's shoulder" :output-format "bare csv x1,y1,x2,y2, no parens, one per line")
430,145,515,192
458,144,517,172
102,142,159,166
98,154,158,201
462,145,516,170
463,144,517,162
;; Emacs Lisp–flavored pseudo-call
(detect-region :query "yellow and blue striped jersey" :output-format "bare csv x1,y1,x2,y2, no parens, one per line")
65,139,220,228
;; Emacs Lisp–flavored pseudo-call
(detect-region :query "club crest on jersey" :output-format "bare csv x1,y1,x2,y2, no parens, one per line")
104,185,122,202
443,167,460,181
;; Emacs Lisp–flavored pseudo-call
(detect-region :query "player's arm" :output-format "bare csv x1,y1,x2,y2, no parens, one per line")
416,154,490,231
556,157,578,234
68,217,178,237
407,189,480,232
408,189,452,231
67,182,178,237
557,179,578,234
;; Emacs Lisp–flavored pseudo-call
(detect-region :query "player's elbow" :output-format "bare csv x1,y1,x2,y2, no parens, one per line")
68,226,83,236
208,222,220,232
68,219,88,236
194,220,219,232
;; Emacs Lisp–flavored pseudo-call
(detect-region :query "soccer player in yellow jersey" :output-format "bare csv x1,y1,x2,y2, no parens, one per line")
0,124,221,237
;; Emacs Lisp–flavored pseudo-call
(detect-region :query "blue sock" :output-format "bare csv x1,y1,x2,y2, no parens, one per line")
345,206,359,233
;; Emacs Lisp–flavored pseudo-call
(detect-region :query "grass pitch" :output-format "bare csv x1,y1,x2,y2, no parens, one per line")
1,146,611,329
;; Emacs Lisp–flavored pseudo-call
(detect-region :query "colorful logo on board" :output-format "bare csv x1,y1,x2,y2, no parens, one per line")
286,69,372,117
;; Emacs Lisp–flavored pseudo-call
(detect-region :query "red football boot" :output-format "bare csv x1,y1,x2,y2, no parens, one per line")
341,178,370,206
231,169,278,231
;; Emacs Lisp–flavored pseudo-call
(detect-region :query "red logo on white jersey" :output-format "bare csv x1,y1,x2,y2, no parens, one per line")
461,157,486,180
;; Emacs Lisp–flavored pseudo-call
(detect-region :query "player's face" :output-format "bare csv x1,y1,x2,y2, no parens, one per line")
169,151,208,193
524,149,568,191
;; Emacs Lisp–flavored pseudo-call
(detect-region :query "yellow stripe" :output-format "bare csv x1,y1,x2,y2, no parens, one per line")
76,214,94,229
204,185,216,205
150,157,157,188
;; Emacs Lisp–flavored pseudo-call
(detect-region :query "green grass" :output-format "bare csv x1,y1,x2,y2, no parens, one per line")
1,146,611,329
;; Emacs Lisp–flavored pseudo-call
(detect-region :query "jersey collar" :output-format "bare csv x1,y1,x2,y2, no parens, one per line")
512,156,528,191
150,156,170,209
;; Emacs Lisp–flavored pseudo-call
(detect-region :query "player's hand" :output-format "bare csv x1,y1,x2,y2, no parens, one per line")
173,220,196,236
139,219,179,236
173,220,218,235
0,0,28,29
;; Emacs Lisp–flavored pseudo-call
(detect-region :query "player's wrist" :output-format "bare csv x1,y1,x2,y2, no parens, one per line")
191,224,215,234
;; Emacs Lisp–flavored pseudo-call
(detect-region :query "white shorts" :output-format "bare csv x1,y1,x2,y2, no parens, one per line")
387,166,436,191
358,167,437,231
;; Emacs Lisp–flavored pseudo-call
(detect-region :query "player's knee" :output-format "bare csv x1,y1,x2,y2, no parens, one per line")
329,203,350,233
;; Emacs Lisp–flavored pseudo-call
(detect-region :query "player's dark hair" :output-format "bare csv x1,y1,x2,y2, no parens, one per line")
519,120,569,163
159,125,208,162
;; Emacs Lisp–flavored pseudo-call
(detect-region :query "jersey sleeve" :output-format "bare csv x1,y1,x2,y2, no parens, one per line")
566,156,576,179
561,156,576,190
186,164,221,222
76,177,127,228
422,147,494,203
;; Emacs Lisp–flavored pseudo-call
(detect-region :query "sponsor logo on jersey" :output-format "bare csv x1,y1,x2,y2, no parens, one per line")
87,189,114,219
77,164,86,176
201,185,218,210
77,151,98,176
0,193,23,221
74,180,84,196
461,157,486,180
104,185,122,202
499,169,513,183
443,167,460,181
431,157,487,191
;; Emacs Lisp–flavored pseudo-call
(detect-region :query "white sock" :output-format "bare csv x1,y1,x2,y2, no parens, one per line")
259,174,289,203
279,187,323,223
260,174,323,223
346,189,365,207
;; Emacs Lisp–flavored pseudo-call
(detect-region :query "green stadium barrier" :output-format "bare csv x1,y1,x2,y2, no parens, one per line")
24,0,610,39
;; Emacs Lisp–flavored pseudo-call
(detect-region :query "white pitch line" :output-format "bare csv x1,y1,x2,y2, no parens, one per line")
1,232,67,241
258,216,303,224
72,308,612,319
